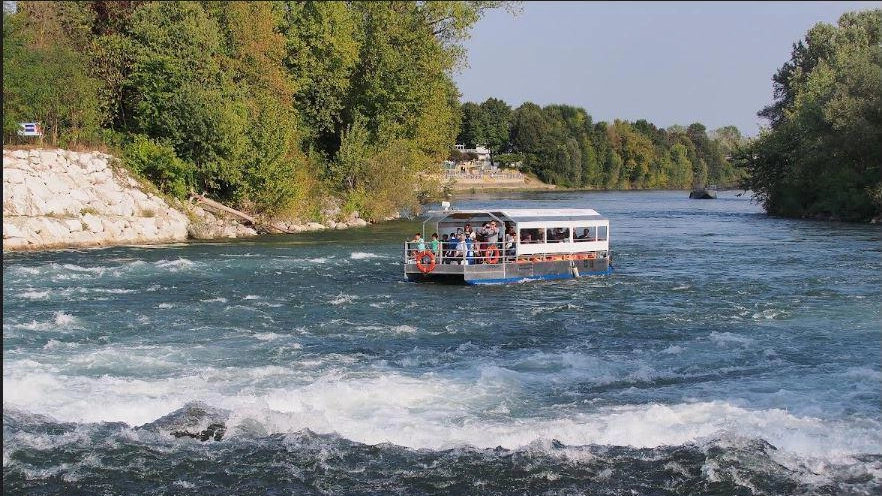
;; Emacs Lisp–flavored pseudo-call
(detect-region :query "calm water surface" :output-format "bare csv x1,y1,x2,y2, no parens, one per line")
3,190,881,495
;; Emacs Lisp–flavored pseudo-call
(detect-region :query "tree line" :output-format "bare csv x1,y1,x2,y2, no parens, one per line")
3,1,513,221
738,9,881,222
4,2,878,222
456,98,745,190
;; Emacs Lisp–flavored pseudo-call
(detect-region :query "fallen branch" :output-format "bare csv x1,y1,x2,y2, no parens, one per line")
189,192,255,225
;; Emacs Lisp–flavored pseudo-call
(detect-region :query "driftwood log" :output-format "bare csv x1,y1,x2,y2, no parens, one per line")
189,192,297,233
190,192,255,224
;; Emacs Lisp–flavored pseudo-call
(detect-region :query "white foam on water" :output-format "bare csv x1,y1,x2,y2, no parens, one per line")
10,320,53,332
231,377,882,463
62,263,106,274
199,297,228,303
329,293,357,305
305,257,332,264
389,325,417,334
11,266,41,276
661,345,683,355
42,340,79,351
243,295,261,300
708,331,754,347
84,288,137,294
20,290,50,300
350,252,382,260
354,324,418,335
752,308,789,320
154,258,195,271
4,359,879,471
843,366,881,381
157,303,175,309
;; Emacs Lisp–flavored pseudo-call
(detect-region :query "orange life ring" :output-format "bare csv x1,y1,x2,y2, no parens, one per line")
485,246,499,264
415,250,436,273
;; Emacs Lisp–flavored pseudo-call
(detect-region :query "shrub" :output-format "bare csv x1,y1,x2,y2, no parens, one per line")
124,135,194,199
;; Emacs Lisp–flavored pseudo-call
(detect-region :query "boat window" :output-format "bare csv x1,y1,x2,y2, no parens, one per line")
574,226,594,241
597,226,608,240
546,227,570,243
519,228,542,244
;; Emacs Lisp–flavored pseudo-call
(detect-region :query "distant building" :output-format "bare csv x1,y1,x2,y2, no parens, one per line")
453,144,492,171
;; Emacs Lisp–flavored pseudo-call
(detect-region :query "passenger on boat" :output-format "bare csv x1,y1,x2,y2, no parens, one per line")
547,228,567,242
504,229,516,260
484,220,499,244
454,233,468,264
444,233,458,262
410,233,425,259
430,233,440,256
465,233,475,265
474,222,489,263
576,228,592,240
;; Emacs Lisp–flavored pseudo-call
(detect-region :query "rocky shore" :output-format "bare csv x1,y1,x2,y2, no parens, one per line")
2,148,368,252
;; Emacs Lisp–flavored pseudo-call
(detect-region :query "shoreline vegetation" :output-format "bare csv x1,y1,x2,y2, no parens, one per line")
3,2,879,250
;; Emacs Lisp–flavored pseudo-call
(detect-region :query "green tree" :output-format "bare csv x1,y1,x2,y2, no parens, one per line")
281,0,360,152
2,5,102,147
745,9,882,221
457,101,488,148
479,97,512,158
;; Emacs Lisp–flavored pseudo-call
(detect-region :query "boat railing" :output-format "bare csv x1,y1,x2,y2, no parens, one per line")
404,241,605,266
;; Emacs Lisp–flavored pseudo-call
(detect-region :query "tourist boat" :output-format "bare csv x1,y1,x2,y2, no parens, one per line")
403,207,612,284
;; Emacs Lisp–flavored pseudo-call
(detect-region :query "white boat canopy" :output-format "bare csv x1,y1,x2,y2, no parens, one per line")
422,208,606,225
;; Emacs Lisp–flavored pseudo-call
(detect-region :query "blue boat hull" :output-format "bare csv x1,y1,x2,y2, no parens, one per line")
405,258,612,285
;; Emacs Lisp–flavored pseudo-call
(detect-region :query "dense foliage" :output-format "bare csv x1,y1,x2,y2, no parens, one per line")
740,9,882,222
457,99,744,190
5,3,877,222
3,0,508,220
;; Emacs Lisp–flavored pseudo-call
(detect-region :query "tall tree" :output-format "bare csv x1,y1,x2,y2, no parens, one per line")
457,101,487,148
479,97,512,158
745,9,882,221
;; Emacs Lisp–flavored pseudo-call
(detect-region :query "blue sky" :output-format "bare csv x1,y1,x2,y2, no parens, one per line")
454,1,881,137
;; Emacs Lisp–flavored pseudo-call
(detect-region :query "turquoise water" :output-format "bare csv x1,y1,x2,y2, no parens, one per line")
4,190,881,495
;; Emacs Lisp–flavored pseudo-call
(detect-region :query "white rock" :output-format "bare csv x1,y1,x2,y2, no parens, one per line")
82,213,104,233
3,220,24,238
4,237,28,248
64,219,83,233
68,230,97,245
3,167,26,184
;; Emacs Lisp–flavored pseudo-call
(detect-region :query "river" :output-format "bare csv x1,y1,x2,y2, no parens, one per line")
3,190,880,495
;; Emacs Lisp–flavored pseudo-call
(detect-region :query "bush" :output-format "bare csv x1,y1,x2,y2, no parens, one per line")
124,135,194,199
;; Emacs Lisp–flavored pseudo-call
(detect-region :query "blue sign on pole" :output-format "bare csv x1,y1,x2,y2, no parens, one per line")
17,122,43,137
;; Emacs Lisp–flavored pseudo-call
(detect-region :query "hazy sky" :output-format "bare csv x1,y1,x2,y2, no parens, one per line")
454,1,881,137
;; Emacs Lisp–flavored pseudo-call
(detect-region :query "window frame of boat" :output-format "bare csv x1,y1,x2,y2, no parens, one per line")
514,220,609,257
417,209,610,260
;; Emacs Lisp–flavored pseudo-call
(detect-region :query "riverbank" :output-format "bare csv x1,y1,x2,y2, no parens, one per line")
2,148,371,252
441,171,556,191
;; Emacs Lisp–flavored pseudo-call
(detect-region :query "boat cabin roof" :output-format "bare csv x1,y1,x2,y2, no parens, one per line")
423,208,606,224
